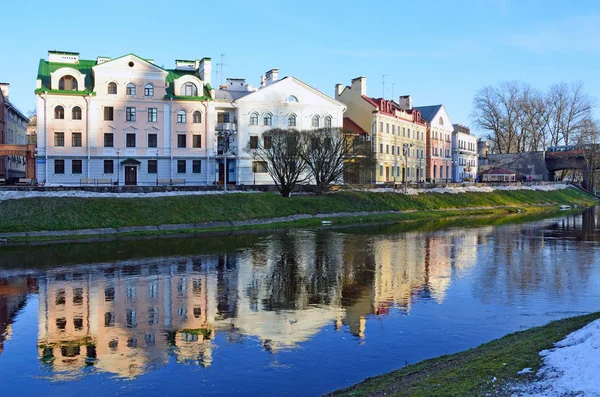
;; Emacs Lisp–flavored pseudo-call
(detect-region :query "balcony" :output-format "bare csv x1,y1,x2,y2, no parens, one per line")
215,122,237,131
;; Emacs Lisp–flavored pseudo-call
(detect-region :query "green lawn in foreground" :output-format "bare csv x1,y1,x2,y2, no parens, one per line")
0,188,595,233
329,312,600,397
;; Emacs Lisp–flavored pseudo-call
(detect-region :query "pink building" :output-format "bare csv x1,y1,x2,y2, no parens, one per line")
35,51,214,185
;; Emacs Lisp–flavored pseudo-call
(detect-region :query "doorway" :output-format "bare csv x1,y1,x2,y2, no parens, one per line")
125,166,137,186
218,163,225,185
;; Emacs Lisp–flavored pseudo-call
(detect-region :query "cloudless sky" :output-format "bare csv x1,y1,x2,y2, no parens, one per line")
2,0,599,136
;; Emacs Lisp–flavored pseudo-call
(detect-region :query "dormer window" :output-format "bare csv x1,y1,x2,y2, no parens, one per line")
54,106,64,119
59,75,78,91
286,95,298,102
107,82,117,95
126,83,136,96
144,84,154,97
183,83,197,96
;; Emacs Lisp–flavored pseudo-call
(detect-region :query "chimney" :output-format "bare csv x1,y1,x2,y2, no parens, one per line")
351,76,367,96
96,56,111,64
265,68,279,85
397,95,412,110
260,75,266,87
48,50,79,64
227,78,248,91
335,83,344,99
0,83,8,100
198,57,212,85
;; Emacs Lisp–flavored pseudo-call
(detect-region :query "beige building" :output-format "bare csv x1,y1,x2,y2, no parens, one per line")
0,83,30,181
335,77,427,184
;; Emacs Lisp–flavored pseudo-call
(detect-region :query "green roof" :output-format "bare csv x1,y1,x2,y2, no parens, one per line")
36,58,96,92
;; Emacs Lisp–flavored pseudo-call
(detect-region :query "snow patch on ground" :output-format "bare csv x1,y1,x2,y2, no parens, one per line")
511,318,600,396
0,189,262,202
357,184,570,196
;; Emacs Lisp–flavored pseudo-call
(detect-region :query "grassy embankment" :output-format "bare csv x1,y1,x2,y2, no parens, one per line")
330,312,600,397
0,187,595,234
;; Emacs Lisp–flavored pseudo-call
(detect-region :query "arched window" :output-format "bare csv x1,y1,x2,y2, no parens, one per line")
182,83,198,96
324,116,332,128
287,95,298,102
107,82,117,95
177,110,187,123
59,75,78,91
126,83,136,96
439,117,444,126
72,106,82,120
311,115,319,128
54,106,64,119
192,111,202,123
144,83,154,97
263,113,272,126
250,112,259,125
288,114,296,127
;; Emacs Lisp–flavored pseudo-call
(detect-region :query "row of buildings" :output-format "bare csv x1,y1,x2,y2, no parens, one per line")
0,83,30,181
25,50,479,185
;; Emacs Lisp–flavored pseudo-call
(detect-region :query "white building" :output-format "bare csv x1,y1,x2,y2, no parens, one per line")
451,124,478,182
213,69,346,185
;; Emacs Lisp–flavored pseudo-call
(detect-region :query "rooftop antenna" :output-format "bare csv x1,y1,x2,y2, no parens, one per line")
382,74,387,98
216,53,226,86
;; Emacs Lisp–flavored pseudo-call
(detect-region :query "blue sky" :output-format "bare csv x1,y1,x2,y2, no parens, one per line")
2,0,599,136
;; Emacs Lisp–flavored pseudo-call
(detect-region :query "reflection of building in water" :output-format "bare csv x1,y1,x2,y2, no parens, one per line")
37,260,215,378
0,276,34,355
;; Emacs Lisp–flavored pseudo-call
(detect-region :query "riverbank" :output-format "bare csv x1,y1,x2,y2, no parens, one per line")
329,312,600,397
0,185,595,241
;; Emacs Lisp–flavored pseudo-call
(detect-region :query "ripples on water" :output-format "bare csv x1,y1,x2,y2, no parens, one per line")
0,208,599,396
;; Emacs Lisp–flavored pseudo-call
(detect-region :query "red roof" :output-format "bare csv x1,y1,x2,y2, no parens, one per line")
480,168,515,175
343,117,368,135
361,95,426,125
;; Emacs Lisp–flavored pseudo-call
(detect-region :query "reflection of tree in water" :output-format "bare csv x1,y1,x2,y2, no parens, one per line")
305,231,343,306
216,255,238,320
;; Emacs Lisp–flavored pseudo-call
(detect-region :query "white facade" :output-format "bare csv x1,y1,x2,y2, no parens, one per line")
452,125,478,182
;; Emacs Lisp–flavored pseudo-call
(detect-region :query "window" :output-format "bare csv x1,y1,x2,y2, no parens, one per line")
177,110,186,123
54,132,64,147
104,133,114,147
104,287,115,302
311,115,319,128
193,135,202,148
107,82,117,94
72,160,82,174
392,146,395,155
380,143,383,153
217,112,230,123
250,136,258,149
182,82,198,96
126,133,136,147
104,107,114,121
72,132,82,147
379,122,383,132
250,112,259,125
177,160,186,174
144,83,154,97
252,161,267,173
324,116,332,128
386,123,389,133
148,134,157,148
104,312,115,327
192,160,201,173
379,165,383,176
439,116,444,125
126,107,136,122
403,127,406,137
126,83,136,96
104,160,114,174
408,128,411,138
56,318,66,330
126,309,137,328
148,108,157,122
386,145,389,154
72,106,82,120
392,125,396,134
148,160,157,174
193,111,201,123
264,113,272,126
288,114,296,127
177,134,186,148
263,136,272,149
148,308,158,324
59,75,78,91
54,106,64,119
286,95,298,102
54,159,65,174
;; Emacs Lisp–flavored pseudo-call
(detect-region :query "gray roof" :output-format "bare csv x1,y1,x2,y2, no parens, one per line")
413,105,442,123
215,89,251,101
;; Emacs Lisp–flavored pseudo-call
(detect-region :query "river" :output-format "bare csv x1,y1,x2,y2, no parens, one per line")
0,208,599,396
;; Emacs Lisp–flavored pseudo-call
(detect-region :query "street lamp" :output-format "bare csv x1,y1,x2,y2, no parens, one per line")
218,129,235,192
155,149,160,186
116,148,120,186
403,142,414,193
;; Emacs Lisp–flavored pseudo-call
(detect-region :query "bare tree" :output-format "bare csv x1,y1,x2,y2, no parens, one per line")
247,128,306,198
547,82,593,147
300,127,362,194
575,119,600,193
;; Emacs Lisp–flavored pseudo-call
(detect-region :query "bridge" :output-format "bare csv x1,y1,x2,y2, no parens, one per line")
0,144,36,179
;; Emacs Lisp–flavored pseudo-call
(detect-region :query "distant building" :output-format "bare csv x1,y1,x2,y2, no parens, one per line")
480,167,516,182
335,77,427,184
413,104,453,183
0,83,30,180
451,124,478,182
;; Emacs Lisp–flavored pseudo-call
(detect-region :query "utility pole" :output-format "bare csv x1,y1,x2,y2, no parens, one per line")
391,83,395,101
382,74,387,98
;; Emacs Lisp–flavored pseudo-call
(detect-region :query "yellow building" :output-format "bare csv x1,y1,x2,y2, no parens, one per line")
336,77,427,184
